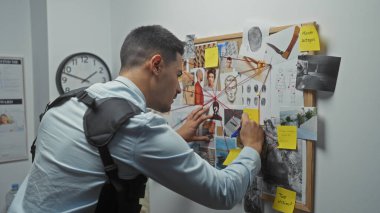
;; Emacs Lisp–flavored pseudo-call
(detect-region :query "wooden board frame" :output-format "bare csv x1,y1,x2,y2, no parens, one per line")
193,23,316,212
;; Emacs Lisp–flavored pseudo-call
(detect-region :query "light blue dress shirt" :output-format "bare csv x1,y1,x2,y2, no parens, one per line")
9,76,261,212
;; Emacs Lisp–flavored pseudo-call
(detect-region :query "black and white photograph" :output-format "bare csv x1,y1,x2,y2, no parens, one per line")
296,55,341,92
260,118,305,203
223,108,243,138
183,34,196,59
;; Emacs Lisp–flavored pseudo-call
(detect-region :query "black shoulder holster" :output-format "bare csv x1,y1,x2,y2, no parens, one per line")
31,87,147,213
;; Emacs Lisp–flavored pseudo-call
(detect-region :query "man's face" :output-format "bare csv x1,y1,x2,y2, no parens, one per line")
225,59,232,68
225,76,237,103
208,73,215,87
0,115,8,124
153,53,182,112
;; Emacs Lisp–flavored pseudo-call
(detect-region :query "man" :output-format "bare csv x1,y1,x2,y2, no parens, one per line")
194,68,204,105
225,56,232,69
10,25,264,212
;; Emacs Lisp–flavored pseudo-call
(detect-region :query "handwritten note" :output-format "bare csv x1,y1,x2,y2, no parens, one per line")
223,149,241,165
273,187,296,213
204,47,219,68
243,108,259,123
277,126,297,150
299,24,320,51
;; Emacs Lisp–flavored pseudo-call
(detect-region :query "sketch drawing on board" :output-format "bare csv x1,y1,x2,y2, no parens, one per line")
219,72,243,106
269,58,304,120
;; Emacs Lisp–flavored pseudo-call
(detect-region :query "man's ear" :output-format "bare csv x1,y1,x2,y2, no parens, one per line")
150,54,162,75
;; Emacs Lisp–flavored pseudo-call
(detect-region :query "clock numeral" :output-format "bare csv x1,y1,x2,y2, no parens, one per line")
61,76,67,83
99,67,104,73
65,66,72,73
81,56,89,63
72,59,78,66
102,77,107,83
65,87,71,92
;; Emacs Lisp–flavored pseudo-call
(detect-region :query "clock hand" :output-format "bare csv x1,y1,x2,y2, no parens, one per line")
81,71,98,83
63,72,90,83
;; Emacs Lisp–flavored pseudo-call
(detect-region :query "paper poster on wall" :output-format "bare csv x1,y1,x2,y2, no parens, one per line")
0,57,28,163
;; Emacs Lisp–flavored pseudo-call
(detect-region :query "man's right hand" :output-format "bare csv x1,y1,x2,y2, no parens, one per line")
239,113,264,154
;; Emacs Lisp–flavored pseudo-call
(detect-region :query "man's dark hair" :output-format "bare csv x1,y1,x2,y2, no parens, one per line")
120,25,184,70
207,68,216,77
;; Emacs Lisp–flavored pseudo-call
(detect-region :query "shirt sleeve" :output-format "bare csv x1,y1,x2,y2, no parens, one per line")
132,121,261,210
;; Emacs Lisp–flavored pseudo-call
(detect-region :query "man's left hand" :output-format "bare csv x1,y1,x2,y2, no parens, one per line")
176,106,213,142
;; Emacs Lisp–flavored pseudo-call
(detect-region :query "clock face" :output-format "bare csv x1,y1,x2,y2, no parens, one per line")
56,52,111,94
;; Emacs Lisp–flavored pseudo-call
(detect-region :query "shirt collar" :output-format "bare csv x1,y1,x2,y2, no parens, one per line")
114,76,147,112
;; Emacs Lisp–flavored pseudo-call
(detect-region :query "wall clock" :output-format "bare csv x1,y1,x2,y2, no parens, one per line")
56,52,111,94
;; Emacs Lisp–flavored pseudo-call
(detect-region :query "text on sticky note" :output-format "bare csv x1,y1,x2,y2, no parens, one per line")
223,149,241,166
243,108,259,123
277,126,297,150
204,47,219,68
299,24,320,51
273,187,296,213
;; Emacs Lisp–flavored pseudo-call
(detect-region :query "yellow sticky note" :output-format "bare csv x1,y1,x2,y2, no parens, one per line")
204,47,219,68
299,24,320,51
222,149,241,166
273,187,296,213
243,108,259,123
277,126,297,150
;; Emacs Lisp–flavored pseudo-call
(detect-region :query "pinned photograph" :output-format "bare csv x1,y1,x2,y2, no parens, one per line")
183,34,196,59
191,68,205,106
215,137,237,170
181,66,195,105
219,41,239,73
223,108,243,138
261,118,305,202
296,55,341,92
203,68,218,92
280,106,317,141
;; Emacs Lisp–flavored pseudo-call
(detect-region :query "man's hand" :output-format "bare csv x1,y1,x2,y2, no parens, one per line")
239,113,264,154
176,106,213,142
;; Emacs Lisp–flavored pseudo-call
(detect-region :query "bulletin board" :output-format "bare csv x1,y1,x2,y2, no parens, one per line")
170,23,318,212
0,57,28,163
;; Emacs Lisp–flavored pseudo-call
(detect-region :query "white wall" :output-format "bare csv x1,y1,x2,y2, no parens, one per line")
0,0,34,210
46,0,114,100
110,0,380,212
